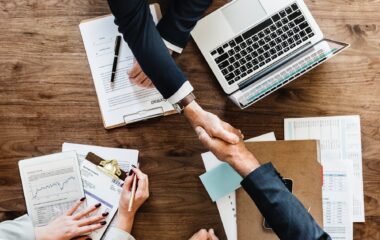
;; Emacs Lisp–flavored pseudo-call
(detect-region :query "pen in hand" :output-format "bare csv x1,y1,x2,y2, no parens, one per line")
111,35,122,83
128,164,139,212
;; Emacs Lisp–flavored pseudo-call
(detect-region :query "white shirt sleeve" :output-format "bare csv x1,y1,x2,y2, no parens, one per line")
103,227,136,240
0,214,35,240
162,38,183,54
167,81,194,105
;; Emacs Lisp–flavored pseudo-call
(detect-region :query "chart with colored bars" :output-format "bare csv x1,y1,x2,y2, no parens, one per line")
21,153,84,226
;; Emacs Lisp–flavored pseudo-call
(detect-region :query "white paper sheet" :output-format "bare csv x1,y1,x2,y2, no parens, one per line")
79,5,174,128
18,152,85,227
201,132,276,240
62,143,139,239
323,162,353,240
284,115,364,222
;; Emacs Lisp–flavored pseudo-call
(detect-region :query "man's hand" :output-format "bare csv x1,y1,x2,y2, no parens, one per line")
128,60,154,88
196,126,260,176
183,101,242,144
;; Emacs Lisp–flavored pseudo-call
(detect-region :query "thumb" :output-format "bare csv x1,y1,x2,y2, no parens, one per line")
196,126,213,148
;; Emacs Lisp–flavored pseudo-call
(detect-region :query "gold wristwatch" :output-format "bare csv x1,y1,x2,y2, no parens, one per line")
173,92,196,113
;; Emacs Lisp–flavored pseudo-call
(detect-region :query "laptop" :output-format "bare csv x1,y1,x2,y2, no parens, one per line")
191,0,349,109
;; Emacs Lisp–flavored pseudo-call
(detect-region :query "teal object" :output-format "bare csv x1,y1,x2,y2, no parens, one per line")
199,163,243,202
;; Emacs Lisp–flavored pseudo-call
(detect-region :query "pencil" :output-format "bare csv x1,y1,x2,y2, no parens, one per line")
128,165,138,212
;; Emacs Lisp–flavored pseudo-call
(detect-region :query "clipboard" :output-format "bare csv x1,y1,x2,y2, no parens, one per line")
79,4,177,129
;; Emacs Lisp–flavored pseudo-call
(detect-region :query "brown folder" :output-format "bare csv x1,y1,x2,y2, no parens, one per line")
237,140,323,240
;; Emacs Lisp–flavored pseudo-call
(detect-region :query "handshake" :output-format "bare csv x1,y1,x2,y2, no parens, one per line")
183,101,260,177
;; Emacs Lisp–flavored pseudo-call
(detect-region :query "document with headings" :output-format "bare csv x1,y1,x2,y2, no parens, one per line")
18,152,85,227
323,162,353,240
201,132,276,240
62,143,139,240
79,4,175,129
284,115,364,222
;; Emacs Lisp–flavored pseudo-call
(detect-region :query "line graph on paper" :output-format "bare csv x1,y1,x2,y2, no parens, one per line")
25,160,84,226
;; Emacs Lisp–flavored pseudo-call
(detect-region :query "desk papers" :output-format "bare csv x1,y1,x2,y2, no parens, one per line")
323,162,353,240
62,143,139,240
79,4,175,129
201,132,276,240
284,115,364,222
18,152,85,227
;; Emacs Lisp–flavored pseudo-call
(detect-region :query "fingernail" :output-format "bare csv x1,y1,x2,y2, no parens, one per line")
132,164,137,168
102,212,109,217
95,203,101,208
80,197,86,202
128,169,134,176
100,221,107,225
121,183,124,187
209,228,215,234
86,238,92,240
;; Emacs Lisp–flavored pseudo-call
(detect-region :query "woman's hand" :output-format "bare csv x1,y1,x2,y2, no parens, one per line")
189,229,219,240
35,198,107,240
115,167,150,233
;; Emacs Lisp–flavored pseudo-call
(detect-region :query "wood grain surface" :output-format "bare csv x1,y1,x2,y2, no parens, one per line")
0,0,379,239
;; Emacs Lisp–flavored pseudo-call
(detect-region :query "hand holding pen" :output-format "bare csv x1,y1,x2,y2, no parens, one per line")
115,166,150,233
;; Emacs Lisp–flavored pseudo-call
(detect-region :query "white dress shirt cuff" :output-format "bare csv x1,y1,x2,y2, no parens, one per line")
167,81,194,105
162,38,183,54
104,227,136,240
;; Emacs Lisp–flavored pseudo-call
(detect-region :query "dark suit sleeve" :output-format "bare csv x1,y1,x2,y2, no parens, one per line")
107,0,187,99
157,0,213,48
241,163,331,240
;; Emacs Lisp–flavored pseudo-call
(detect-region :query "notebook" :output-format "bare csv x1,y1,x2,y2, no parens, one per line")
79,4,176,129
236,140,323,240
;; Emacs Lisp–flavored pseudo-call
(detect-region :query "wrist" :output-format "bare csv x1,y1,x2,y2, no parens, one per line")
115,212,135,233
230,152,260,177
183,101,205,124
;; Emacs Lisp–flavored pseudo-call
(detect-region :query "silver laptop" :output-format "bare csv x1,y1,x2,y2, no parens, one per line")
191,0,349,108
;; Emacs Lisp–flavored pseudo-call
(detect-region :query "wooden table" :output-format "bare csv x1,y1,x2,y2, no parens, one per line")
0,0,379,239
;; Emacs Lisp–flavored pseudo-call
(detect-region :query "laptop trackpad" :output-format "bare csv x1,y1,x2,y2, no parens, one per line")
222,0,267,34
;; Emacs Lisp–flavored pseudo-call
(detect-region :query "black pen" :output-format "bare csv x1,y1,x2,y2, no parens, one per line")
110,35,122,82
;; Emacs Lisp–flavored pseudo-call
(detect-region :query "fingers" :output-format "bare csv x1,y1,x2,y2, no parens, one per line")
77,222,106,235
66,197,86,216
212,123,240,144
132,168,149,196
208,229,219,240
222,122,244,140
77,212,108,227
123,173,135,191
127,60,141,78
189,229,209,240
73,203,102,220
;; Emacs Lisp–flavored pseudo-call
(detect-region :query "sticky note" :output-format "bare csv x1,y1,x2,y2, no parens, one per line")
199,163,243,202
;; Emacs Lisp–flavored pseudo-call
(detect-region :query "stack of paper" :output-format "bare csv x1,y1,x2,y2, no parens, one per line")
285,115,364,240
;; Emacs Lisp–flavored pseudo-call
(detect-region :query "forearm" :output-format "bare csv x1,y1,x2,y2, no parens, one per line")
0,215,36,240
157,0,213,48
241,163,331,240
107,0,188,99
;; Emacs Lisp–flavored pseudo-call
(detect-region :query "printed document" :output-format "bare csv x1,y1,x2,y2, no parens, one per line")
79,4,175,128
62,143,139,240
201,132,276,240
284,115,364,222
323,162,353,240
18,151,85,226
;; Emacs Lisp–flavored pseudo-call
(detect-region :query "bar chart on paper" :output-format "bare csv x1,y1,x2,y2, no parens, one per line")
19,152,85,226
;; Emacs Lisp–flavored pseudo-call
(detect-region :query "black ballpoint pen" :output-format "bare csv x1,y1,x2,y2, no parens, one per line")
110,35,122,82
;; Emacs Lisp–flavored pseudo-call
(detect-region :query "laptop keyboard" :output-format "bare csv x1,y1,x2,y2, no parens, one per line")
210,3,315,85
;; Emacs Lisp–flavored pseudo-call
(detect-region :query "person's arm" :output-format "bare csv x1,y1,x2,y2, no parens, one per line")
0,214,35,240
196,127,331,240
157,0,213,53
107,0,189,101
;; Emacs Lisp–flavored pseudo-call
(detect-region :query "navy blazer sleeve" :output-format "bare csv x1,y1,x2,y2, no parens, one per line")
157,0,213,48
107,0,187,99
241,163,331,240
